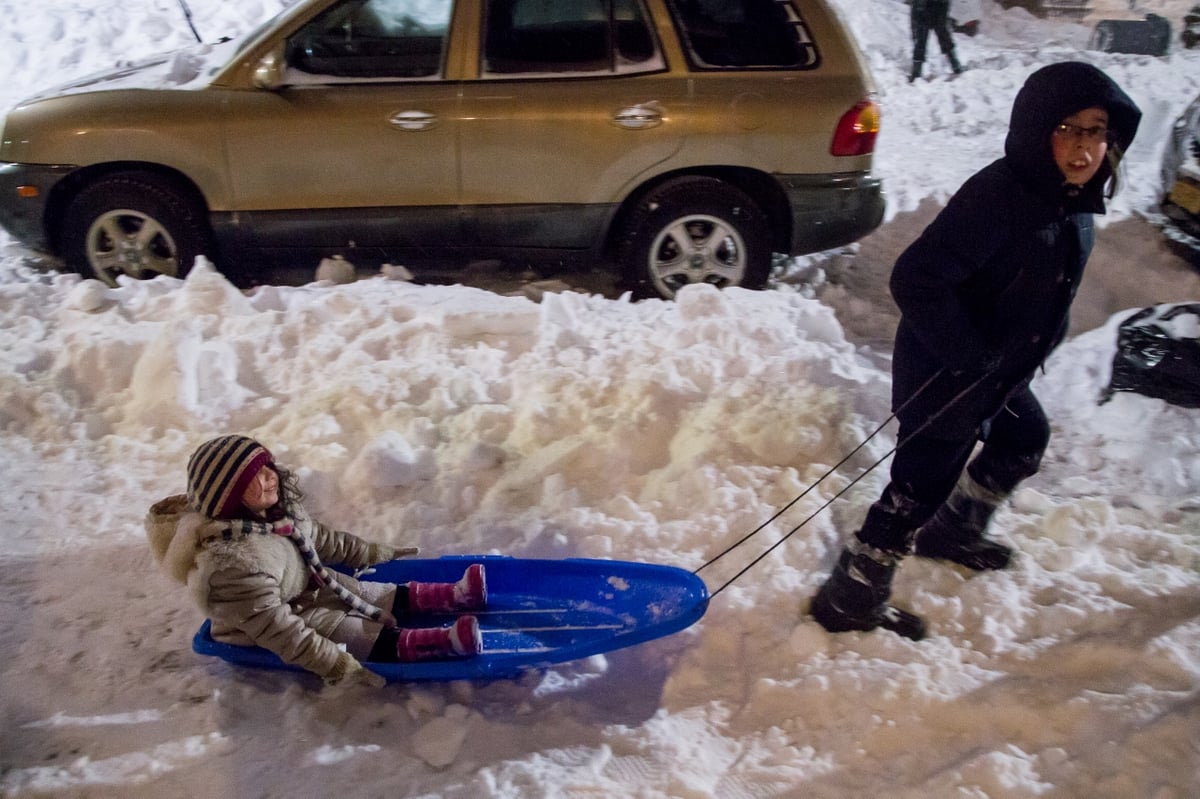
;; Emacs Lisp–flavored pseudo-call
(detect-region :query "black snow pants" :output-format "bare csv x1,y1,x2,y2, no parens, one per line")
911,0,957,65
857,384,1051,553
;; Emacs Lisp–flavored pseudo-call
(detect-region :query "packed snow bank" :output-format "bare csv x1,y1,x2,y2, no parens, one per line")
1,257,1198,798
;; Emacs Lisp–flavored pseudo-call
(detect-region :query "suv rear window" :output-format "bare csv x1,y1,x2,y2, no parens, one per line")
483,0,661,76
667,0,819,70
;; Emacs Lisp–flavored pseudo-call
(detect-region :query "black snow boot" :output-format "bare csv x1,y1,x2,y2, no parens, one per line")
914,470,1013,571
908,60,923,83
811,537,926,641
949,51,964,75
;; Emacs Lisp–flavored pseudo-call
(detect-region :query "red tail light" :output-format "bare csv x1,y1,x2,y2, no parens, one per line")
831,99,880,157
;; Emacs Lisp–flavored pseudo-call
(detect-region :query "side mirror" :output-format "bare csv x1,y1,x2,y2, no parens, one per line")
252,47,287,90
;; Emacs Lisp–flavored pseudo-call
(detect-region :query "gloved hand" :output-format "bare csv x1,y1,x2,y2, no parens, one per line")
324,651,386,689
364,542,420,565
948,347,1004,378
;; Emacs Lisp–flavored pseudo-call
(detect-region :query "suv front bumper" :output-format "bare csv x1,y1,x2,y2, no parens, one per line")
781,171,885,255
0,162,78,251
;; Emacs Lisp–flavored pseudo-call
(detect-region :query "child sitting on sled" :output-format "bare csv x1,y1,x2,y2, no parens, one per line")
146,435,487,688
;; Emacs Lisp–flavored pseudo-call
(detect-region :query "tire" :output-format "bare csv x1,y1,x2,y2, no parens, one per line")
617,176,772,300
61,172,211,286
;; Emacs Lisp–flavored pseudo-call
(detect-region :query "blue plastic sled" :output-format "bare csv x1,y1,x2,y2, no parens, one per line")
192,555,709,682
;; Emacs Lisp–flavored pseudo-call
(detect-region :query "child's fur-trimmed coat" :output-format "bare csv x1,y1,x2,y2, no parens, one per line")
145,495,387,680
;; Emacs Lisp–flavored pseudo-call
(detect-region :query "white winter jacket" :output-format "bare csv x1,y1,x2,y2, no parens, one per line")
145,495,381,679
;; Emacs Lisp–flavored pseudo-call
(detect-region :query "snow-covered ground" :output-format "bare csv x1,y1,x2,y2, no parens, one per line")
1,1,1199,797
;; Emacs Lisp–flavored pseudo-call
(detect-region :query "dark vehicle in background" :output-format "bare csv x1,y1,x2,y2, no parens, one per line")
0,0,885,299
1089,13,1172,56
1183,4,1200,49
1161,92,1200,258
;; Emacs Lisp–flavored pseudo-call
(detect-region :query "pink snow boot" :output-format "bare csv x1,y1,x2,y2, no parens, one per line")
408,563,487,612
396,615,483,661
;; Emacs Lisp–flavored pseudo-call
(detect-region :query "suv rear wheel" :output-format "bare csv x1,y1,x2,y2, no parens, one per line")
618,177,772,299
61,172,211,286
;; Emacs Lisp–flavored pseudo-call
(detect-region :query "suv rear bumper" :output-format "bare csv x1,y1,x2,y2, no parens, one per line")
780,171,885,255
0,161,77,250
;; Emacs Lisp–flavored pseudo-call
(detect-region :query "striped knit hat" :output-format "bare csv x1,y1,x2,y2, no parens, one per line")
187,435,274,519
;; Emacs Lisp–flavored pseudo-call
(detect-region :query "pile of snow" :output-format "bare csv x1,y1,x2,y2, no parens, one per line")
1,2,1198,798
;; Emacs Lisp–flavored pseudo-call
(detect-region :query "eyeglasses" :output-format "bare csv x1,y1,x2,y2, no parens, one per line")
1053,123,1109,143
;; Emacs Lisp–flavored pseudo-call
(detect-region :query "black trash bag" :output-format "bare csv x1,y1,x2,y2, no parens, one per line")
1101,303,1200,407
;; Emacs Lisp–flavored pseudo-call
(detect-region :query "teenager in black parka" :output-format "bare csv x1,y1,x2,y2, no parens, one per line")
811,62,1142,640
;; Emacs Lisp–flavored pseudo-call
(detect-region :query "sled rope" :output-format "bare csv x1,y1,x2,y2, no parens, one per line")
694,369,943,576
701,368,994,598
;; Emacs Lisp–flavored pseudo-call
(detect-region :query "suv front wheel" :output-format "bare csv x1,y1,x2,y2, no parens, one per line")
61,171,211,286
618,177,772,300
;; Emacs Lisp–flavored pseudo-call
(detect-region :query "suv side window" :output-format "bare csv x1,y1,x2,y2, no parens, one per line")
287,0,453,79
667,0,819,70
482,0,661,77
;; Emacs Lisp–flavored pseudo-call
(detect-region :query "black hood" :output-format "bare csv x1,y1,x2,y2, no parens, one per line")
1004,61,1141,212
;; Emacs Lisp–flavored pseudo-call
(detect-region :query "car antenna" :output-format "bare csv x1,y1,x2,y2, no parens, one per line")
177,0,203,43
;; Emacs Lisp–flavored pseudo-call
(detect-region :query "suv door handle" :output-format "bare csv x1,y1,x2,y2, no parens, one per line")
612,103,664,130
388,110,438,131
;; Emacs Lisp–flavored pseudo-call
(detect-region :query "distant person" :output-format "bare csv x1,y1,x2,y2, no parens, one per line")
146,435,487,687
910,0,964,82
811,62,1142,640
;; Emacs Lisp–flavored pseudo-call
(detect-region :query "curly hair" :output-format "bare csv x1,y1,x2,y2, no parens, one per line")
1102,140,1125,200
221,461,305,522
260,463,304,523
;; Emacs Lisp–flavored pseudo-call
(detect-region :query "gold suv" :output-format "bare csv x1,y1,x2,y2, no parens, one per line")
0,0,884,298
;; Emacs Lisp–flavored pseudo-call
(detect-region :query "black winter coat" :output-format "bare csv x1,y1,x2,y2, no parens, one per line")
889,62,1141,440
911,0,950,23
